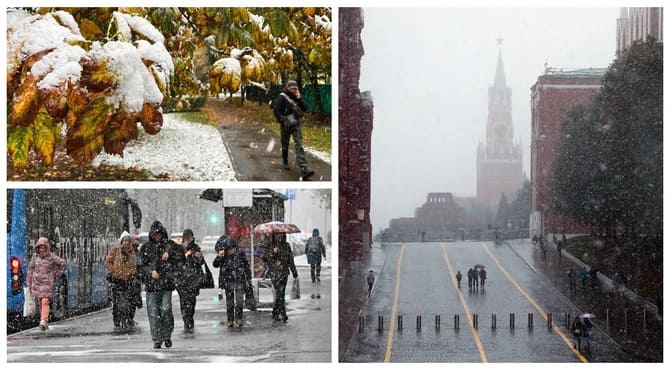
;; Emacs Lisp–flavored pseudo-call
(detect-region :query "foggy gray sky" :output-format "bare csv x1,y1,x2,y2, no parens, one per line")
359,7,620,233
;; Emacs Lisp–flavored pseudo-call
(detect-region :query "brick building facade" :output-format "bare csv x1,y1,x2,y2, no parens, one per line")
529,68,606,237
339,8,373,272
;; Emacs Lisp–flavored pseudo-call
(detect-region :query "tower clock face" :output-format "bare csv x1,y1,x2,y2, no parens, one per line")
494,124,507,138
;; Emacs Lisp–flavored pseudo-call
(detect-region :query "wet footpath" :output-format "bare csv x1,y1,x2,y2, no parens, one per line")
506,238,662,362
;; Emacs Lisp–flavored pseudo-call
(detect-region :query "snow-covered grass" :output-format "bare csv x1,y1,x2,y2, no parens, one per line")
92,113,236,181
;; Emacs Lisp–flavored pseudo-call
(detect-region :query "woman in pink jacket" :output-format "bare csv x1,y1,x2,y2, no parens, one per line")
27,237,65,330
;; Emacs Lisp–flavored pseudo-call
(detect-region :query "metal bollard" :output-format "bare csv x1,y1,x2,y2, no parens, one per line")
528,312,533,329
378,315,384,332
358,315,365,333
454,314,460,330
473,313,479,329
398,315,403,331
417,315,422,331
435,315,441,330
510,313,515,329
491,313,497,329
547,312,552,330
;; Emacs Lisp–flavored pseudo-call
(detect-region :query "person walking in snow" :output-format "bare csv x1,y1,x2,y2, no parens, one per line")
272,80,314,178
137,220,184,349
105,231,138,330
27,237,65,331
456,270,462,289
262,232,298,322
213,236,251,327
305,229,326,284
367,270,375,296
175,229,204,332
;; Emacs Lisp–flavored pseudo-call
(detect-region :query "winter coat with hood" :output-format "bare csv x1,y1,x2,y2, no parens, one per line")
272,86,308,126
137,221,184,292
105,231,137,283
305,229,326,265
175,241,205,296
263,240,298,278
27,238,65,299
212,236,251,291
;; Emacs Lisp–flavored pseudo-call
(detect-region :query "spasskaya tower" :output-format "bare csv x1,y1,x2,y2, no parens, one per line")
476,39,523,206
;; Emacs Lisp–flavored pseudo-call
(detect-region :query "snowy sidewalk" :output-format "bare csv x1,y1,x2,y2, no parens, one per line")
93,114,237,181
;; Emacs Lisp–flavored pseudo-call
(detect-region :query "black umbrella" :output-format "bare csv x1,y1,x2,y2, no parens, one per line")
198,189,223,202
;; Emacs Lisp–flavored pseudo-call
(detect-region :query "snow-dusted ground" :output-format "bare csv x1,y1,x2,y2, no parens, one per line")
93,113,330,179
93,114,237,181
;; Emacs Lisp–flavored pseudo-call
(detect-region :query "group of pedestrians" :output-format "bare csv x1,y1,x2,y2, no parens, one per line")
571,316,594,351
26,221,304,349
455,266,487,290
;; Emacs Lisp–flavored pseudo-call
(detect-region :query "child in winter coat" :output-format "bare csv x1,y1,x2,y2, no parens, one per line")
27,237,65,330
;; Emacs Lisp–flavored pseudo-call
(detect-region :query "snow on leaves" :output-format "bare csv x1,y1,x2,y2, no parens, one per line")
7,9,173,167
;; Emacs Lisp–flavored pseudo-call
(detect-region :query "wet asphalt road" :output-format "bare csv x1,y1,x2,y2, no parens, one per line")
6,249,331,363
342,241,636,363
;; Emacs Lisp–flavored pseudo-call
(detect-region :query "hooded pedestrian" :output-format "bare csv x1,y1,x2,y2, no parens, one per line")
479,267,487,288
305,229,326,284
571,317,583,350
105,231,138,329
175,229,204,332
26,237,65,331
137,221,184,349
367,270,375,296
467,268,474,289
272,80,314,178
213,236,251,327
456,270,462,288
262,232,298,322
567,268,577,293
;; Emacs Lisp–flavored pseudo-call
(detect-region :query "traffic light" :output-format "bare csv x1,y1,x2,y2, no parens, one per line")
209,213,219,225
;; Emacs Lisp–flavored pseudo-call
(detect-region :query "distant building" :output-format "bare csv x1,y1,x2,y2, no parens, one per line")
529,68,607,237
476,41,523,208
386,193,465,242
339,8,373,271
617,7,663,53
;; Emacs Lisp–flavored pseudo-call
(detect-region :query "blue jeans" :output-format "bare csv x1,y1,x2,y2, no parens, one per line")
146,290,174,343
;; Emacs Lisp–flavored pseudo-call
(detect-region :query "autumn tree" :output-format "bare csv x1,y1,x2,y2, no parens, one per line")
551,38,662,238
7,8,172,168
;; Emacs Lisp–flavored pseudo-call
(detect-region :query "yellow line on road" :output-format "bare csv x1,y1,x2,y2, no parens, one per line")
480,243,588,363
383,244,406,363
441,244,488,362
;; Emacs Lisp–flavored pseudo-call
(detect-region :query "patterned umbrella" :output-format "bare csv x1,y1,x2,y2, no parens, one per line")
253,221,301,234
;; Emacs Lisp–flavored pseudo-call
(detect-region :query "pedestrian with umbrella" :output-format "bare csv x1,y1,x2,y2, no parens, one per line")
580,313,595,351
257,222,299,323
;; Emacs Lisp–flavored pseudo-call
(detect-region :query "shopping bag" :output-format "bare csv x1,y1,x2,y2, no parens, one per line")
199,262,215,289
244,282,257,311
23,287,36,317
291,277,300,299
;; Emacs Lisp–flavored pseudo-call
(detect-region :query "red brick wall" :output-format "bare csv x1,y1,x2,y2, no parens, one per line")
530,74,603,234
339,8,373,271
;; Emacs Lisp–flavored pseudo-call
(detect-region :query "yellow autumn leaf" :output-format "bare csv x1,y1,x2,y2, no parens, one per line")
8,125,34,169
10,74,40,127
79,19,104,40
32,108,60,166
66,95,112,163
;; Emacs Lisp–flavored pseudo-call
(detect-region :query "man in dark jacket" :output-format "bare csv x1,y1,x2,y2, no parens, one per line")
272,80,314,178
305,228,326,284
137,220,184,349
213,236,251,327
175,229,204,332
262,232,298,322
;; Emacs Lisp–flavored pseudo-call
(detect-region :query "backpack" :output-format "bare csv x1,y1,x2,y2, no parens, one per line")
307,237,320,253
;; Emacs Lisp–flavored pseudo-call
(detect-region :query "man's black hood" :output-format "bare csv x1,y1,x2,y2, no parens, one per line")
149,220,168,241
